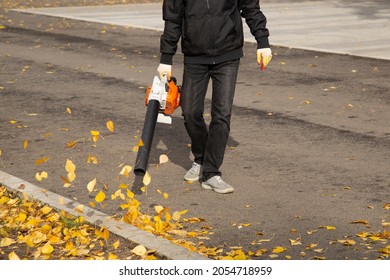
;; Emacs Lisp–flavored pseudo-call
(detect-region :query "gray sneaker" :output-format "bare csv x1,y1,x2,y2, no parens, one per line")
184,162,202,181
201,176,234,194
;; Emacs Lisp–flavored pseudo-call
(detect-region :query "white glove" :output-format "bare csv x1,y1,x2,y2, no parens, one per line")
257,48,272,71
157,63,172,80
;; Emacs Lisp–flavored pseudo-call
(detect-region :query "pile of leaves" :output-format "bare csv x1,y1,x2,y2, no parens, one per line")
0,185,160,260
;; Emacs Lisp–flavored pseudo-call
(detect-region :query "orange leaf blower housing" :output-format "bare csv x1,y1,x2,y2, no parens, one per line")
145,77,181,115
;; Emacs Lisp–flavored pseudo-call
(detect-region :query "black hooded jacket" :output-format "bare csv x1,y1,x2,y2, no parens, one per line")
160,0,270,65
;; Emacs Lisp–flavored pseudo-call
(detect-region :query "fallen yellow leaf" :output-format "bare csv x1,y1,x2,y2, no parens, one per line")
154,205,164,214
87,178,97,193
272,246,287,254
95,190,106,203
87,154,98,165
95,227,109,241
131,245,147,256
108,253,118,260
41,205,52,215
91,130,100,142
75,204,84,213
113,240,120,250
65,140,78,148
137,139,144,147
23,140,28,150
384,203,390,210
8,251,20,260
119,165,132,177
159,154,169,164
337,239,356,246
36,157,49,166
319,225,336,230
143,172,151,186
351,220,369,225
35,171,48,181
41,243,54,254
289,239,302,246
106,120,115,133
0,237,15,247
65,159,76,173
67,171,76,183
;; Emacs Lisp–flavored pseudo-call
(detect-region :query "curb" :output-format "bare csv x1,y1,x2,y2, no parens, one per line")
0,170,209,260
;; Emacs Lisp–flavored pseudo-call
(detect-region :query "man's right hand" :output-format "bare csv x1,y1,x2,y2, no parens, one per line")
157,63,172,80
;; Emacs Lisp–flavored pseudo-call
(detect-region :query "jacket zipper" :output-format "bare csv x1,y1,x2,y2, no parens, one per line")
206,0,216,63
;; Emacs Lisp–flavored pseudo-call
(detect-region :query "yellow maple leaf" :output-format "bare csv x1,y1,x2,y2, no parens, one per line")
95,190,106,203
384,203,390,210
106,120,115,133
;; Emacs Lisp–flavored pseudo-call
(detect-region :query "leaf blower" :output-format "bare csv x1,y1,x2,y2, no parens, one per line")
134,74,180,176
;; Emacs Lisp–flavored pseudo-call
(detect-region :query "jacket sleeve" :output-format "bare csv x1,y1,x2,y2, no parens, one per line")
239,0,270,49
160,0,184,65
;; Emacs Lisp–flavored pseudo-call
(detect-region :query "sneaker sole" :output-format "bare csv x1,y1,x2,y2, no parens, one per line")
201,183,234,194
184,175,202,182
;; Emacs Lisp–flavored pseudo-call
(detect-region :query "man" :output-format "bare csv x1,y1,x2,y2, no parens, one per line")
157,0,272,194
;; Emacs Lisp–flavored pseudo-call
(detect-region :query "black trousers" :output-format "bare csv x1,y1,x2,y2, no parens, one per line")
180,59,240,180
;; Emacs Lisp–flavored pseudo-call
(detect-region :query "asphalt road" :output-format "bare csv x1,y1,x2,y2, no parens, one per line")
0,3,389,260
